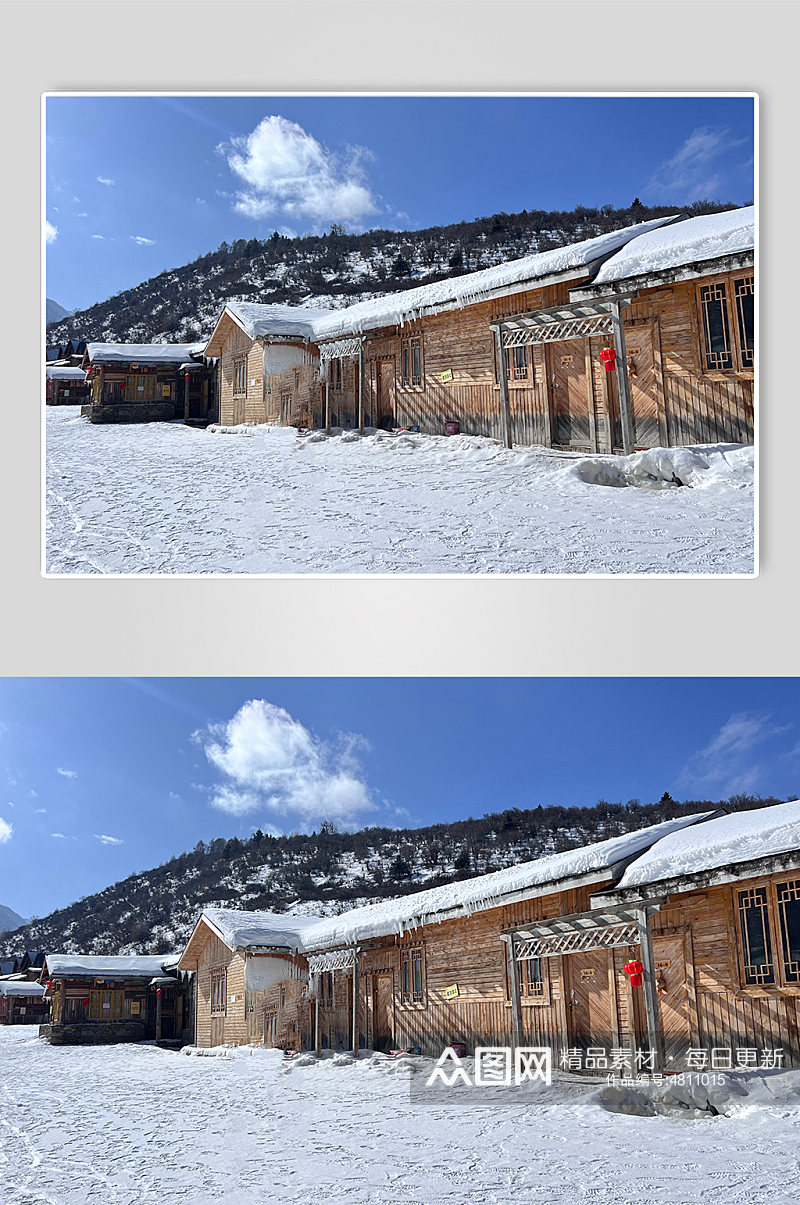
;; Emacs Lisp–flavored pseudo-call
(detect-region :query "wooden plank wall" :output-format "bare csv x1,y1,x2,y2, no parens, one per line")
217,324,266,426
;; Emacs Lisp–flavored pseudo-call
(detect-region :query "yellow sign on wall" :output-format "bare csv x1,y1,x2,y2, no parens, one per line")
444,983,459,1000
439,369,453,383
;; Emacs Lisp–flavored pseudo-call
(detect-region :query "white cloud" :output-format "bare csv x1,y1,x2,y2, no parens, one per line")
35,808,46,814
0,817,12,843
194,699,375,825
675,712,791,795
97,176,115,186
45,220,58,244
130,235,156,246
91,234,105,240
50,832,66,839
645,126,740,202
168,791,181,801
57,767,77,779
217,115,379,227
77,212,88,218
95,833,124,846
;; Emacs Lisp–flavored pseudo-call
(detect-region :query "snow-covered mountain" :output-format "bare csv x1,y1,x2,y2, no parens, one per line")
46,298,72,325
0,904,28,936
0,793,776,959
43,200,736,346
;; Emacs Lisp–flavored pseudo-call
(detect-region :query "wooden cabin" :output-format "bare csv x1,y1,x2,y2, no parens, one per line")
39,954,193,1046
0,980,48,1025
178,909,313,1049
46,365,89,405
203,302,328,429
80,343,217,426
204,207,753,454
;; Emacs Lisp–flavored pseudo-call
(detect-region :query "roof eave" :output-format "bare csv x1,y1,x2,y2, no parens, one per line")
591,848,800,908
570,249,755,301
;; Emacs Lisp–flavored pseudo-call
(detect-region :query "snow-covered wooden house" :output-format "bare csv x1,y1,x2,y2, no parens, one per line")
177,909,313,1049
80,343,217,426
0,980,48,1025
203,303,329,429
39,954,192,1046
45,364,89,405
204,206,754,453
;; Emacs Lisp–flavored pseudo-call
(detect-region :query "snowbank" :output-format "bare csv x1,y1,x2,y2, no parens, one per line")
618,799,800,889
592,206,754,284
572,444,754,491
595,1069,800,1120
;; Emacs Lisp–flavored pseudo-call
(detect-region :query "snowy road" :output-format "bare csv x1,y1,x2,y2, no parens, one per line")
45,409,754,575
2,1030,799,1205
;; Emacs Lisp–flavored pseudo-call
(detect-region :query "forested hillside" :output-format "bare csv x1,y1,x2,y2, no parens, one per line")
0,792,781,958
45,199,736,346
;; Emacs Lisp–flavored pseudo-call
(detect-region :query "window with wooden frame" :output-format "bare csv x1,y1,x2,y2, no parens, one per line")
504,344,530,382
519,955,550,1003
210,969,227,1014
697,274,754,374
233,356,248,396
399,335,423,387
736,878,800,988
400,945,426,1006
88,989,124,1020
125,373,157,401
324,971,334,1007
329,358,342,391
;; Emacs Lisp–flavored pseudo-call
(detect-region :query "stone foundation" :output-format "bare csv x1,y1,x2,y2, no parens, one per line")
88,403,179,423
40,1020,148,1045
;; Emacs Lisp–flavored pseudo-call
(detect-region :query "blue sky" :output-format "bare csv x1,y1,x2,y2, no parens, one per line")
45,94,755,313
0,677,795,921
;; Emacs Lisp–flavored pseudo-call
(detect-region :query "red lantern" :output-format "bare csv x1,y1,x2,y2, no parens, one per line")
82,998,89,1006
624,959,644,987
156,988,162,996
599,347,617,373
184,372,191,381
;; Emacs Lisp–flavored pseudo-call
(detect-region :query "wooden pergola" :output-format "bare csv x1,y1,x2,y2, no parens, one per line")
307,946,360,1057
318,336,366,434
489,294,637,454
501,900,665,1071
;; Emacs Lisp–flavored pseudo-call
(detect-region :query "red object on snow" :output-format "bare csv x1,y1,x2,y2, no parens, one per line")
624,959,644,987
599,347,617,372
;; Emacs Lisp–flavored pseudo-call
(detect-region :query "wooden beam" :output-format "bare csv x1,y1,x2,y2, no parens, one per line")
494,326,513,449
351,949,360,1057
610,301,635,455
635,909,663,1073
503,936,523,1049
314,985,321,1056
358,339,365,433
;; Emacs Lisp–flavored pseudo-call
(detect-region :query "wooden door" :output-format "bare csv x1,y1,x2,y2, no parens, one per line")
626,327,661,448
652,935,692,1069
567,950,615,1057
373,973,394,1051
210,1015,225,1047
376,360,395,430
548,340,592,449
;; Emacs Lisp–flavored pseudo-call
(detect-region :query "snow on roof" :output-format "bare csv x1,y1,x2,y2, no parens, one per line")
225,301,332,341
85,343,206,364
201,908,319,952
44,954,179,979
0,981,46,997
46,366,87,380
617,800,800,890
592,206,754,285
310,216,679,340
299,814,710,949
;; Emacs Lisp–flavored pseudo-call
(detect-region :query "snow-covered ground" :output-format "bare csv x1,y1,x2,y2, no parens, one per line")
2,1029,799,1204
45,408,754,575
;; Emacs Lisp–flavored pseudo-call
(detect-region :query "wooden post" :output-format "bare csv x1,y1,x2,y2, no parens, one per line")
314,980,321,1056
325,377,330,434
155,988,162,1043
358,339,365,433
351,949,360,1057
635,909,663,1073
504,937,523,1050
610,301,635,455
183,372,189,422
493,325,513,449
